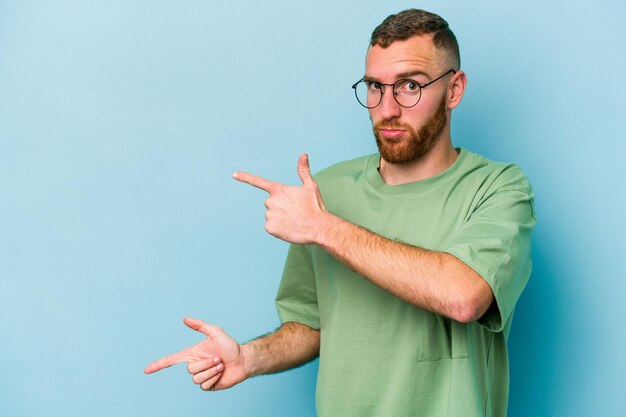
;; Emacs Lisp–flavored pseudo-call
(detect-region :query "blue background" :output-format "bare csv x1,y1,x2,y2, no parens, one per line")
1,1,625,416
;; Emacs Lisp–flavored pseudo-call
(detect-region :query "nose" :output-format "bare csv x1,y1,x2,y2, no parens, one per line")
377,88,402,120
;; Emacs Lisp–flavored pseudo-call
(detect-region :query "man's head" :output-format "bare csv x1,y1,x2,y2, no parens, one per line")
370,9,460,71
362,9,466,165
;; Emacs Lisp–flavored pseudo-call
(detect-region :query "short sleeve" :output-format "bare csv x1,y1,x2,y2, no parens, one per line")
275,243,320,330
443,166,536,332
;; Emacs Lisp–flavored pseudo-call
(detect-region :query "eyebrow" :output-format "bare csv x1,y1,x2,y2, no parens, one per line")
363,70,431,82
396,70,431,79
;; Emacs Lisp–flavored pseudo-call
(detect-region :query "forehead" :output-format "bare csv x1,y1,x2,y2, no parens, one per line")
365,35,443,80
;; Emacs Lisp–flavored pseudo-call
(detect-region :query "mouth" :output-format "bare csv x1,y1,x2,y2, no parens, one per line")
379,128,406,140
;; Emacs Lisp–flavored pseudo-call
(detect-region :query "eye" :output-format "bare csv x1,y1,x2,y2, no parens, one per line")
395,79,421,95
406,81,419,91
399,79,420,91
365,81,383,91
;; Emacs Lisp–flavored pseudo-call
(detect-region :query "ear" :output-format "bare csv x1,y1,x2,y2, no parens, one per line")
447,70,467,110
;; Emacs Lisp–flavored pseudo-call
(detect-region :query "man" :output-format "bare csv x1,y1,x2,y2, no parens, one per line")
145,9,535,417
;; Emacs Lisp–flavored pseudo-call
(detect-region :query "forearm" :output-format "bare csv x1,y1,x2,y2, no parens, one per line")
241,321,320,378
314,213,493,323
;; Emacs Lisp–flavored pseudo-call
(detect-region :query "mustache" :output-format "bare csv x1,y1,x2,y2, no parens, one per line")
373,121,411,131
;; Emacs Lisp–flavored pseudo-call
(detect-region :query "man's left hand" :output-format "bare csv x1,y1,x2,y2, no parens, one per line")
233,153,328,245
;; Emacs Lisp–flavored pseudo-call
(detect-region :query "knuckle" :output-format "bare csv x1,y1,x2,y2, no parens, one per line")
266,227,276,236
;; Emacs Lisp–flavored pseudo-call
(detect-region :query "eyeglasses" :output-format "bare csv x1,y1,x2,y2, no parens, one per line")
351,69,456,109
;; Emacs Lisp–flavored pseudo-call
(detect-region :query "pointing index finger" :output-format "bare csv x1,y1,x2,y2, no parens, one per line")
144,349,189,374
233,171,278,193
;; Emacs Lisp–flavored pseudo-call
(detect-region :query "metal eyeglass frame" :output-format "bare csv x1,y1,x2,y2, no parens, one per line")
351,69,456,109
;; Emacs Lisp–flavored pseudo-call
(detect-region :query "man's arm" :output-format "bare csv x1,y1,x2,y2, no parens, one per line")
234,153,493,323
243,321,320,378
145,318,319,391
314,215,493,323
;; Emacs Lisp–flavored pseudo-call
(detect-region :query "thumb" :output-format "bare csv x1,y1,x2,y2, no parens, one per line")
297,153,314,186
183,317,223,339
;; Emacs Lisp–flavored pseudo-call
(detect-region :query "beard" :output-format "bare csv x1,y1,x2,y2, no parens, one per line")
373,96,448,165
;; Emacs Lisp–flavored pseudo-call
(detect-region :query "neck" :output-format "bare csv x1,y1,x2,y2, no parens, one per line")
378,137,459,185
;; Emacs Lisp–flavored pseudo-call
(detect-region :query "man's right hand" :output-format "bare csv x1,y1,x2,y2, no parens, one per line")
144,317,247,391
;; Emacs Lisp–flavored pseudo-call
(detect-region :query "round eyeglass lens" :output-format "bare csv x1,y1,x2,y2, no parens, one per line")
393,79,422,107
354,81,381,109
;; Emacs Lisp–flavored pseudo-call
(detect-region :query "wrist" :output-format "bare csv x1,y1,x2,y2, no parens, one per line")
311,211,341,247
240,342,258,379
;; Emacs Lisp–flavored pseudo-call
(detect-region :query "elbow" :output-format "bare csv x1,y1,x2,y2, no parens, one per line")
450,288,494,324
438,253,494,324
453,301,485,324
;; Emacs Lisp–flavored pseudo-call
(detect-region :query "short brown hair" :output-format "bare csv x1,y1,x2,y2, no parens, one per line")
370,9,460,69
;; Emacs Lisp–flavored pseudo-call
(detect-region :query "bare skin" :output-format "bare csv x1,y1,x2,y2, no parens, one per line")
145,34,492,391
232,153,493,323
144,318,319,391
